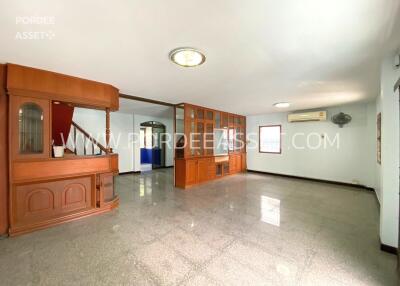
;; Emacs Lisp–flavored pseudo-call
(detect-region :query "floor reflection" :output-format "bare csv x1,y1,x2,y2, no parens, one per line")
260,195,281,226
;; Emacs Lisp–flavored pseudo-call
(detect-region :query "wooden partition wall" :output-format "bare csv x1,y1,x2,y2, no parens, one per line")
174,103,246,188
2,63,120,236
0,65,8,235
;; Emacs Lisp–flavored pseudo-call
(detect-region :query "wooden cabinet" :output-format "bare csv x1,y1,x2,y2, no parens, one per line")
98,172,115,207
198,158,215,183
175,103,246,188
186,159,198,185
175,159,198,188
241,153,247,172
10,96,51,160
5,64,120,236
229,154,242,174
12,176,94,232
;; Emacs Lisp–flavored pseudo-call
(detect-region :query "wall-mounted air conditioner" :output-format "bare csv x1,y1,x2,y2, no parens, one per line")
288,111,327,122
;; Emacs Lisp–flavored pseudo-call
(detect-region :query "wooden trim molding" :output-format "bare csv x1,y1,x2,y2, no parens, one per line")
120,93,175,107
0,64,8,235
6,64,119,111
12,154,118,183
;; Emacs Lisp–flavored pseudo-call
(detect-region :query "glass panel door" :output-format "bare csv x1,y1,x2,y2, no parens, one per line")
235,127,241,151
228,128,235,152
197,109,204,120
196,122,204,156
205,122,213,156
215,112,221,128
206,110,213,121
222,113,228,128
19,103,44,154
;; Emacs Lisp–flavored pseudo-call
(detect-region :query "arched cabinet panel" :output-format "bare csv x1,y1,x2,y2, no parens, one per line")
10,96,50,159
26,188,54,213
13,176,93,230
62,180,91,211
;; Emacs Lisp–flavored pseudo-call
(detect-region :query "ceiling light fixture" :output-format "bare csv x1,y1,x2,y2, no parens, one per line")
169,47,206,67
273,102,290,108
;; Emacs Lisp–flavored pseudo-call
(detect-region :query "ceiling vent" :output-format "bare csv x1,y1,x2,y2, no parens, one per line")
288,111,327,122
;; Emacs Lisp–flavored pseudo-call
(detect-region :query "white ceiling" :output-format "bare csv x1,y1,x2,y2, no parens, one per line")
1,0,400,115
119,98,173,118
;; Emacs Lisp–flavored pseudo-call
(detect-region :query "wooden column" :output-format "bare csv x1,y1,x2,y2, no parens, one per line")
0,64,8,235
106,108,111,153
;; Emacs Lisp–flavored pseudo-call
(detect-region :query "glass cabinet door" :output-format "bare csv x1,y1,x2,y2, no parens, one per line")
19,103,44,154
221,113,228,128
188,106,195,120
228,128,235,152
235,127,241,151
206,110,213,121
190,121,196,156
196,122,204,156
197,109,204,120
215,112,221,128
205,122,213,156
12,96,50,159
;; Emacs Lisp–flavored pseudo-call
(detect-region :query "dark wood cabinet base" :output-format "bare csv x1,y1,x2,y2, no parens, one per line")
9,197,119,237
175,153,246,189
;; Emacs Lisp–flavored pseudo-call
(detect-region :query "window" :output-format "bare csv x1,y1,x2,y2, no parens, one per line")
259,125,281,153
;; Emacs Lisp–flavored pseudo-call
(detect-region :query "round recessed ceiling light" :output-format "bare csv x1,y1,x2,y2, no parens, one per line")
273,102,290,108
169,47,206,67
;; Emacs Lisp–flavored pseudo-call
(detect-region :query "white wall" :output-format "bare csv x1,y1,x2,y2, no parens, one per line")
378,54,400,248
69,108,134,173
247,102,377,188
133,113,174,172
69,108,174,173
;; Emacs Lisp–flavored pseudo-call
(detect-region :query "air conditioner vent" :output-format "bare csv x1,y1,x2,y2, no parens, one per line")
288,111,327,123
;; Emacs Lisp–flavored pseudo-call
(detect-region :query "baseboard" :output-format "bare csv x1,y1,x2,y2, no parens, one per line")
119,171,141,175
246,169,375,191
119,166,173,175
380,243,398,255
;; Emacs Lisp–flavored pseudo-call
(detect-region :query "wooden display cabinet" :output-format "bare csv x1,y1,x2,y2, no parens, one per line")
1,63,120,236
174,103,246,188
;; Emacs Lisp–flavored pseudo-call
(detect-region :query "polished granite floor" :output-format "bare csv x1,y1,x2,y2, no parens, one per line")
0,169,398,285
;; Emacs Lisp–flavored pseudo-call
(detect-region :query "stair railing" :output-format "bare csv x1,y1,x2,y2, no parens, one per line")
71,121,111,155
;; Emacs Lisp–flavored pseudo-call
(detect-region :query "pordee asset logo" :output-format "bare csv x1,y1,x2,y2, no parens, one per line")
15,16,56,40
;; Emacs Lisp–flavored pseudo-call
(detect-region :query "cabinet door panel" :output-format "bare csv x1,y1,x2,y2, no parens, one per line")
186,160,198,185
198,159,209,183
13,176,92,227
100,173,114,205
229,155,236,173
241,153,247,171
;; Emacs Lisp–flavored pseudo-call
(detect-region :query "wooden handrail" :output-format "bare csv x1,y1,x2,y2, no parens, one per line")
71,121,109,154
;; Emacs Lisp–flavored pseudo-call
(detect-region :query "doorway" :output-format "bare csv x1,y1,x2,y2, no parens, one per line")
140,121,166,171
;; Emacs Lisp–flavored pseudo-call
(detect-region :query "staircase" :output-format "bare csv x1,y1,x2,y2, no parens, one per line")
52,102,111,156
68,121,110,156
